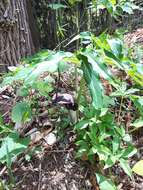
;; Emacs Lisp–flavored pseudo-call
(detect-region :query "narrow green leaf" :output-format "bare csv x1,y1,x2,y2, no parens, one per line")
119,159,132,178
81,55,103,109
74,120,89,130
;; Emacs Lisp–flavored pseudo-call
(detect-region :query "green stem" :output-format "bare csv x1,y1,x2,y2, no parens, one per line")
75,4,80,122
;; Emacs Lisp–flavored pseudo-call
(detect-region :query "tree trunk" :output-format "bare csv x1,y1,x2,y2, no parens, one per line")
0,0,39,72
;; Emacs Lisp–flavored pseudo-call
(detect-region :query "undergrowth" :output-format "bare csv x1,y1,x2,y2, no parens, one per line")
1,0,143,189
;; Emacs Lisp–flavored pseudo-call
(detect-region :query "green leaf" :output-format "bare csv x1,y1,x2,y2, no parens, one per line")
123,134,131,142
33,80,53,96
88,147,97,155
121,146,137,158
104,156,116,169
74,120,89,130
0,132,30,163
125,88,139,96
107,39,123,59
131,96,143,117
67,32,92,46
131,118,143,129
112,137,120,154
100,108,108,117
81,49,113,80
132,160,143,176
17,87,29,97
119,158,132,178
11,102,31,123
80,54,103,109
48,3,67,10
25,52,72,85
96,173,117,190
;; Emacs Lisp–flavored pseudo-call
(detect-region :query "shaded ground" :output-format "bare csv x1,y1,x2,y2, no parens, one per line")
13,151,92,190
9,136,93,190
124,28,143,49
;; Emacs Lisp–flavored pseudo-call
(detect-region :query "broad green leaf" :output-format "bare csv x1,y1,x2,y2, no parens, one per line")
58,60,70,72
25,52,72,85
33,81,53,96
104,50,123,69
1,67,33,86
11,102,31,123
0,132,30,163
107,39,123,58
96,173,117,190
132,160,143,176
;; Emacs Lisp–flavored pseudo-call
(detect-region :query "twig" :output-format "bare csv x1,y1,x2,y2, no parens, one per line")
38,161,42,190
0,166,7,176
54,33,76,50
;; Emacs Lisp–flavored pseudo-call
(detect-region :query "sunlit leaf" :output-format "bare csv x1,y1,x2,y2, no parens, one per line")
119,159,132,178
96,173,117,190
132,160,143,176
48,3,67,10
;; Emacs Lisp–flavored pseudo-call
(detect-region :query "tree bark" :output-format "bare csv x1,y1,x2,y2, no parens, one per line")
0,0,39,72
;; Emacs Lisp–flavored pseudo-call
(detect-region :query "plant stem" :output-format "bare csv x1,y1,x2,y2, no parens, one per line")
117,96,124,124
75,4,79,92
75,4,80,122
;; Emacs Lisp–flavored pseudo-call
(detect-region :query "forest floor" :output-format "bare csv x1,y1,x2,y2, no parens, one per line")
1,28,143,190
